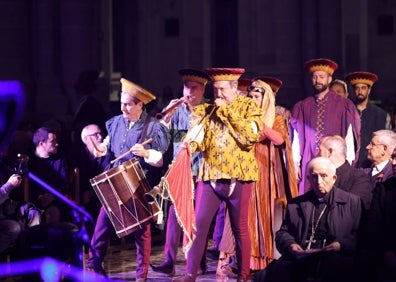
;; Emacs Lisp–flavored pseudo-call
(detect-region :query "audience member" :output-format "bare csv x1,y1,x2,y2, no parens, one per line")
318,135,373,210
28,127,70,223
69,124,111,221
364,147,396,282
362,129,396,185
0,174,24,259
258,157,362,282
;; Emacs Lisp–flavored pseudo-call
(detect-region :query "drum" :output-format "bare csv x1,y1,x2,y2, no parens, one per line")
90,158,160,238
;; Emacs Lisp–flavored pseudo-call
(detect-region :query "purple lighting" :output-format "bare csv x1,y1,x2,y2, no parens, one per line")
0,257,119,281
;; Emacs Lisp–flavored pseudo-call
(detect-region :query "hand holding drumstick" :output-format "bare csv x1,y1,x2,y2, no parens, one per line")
110,138,153,164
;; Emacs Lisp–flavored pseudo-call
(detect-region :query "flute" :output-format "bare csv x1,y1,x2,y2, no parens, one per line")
155,98,185,120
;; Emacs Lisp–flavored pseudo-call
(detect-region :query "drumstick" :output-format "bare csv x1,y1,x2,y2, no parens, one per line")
110,138,153,164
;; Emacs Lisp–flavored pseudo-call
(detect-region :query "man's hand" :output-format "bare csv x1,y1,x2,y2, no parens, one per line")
322,241,341,252
131,143,149,158
289,243,305,258
7,174,22,187
214,98,226,107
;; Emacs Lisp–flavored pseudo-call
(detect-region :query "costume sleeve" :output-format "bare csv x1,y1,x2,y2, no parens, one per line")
147,121,171,155
260,120,284,145
345,99,361,164
145,150,163,167
290,102,304,165
345,124,355,165
216,99,262,149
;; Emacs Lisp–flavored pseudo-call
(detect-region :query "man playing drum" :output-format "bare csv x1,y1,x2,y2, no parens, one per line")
86,78,170,282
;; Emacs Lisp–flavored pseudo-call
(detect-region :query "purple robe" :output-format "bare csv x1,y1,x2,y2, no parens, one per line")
291,92,360,194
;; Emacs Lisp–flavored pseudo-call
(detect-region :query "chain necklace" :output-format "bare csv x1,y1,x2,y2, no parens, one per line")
305,205,328,250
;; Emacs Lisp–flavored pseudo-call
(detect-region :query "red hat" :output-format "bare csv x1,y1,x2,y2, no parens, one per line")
345,71,378,87
205,68,245,82
253,76,283,94
237,78,252,92
178,68,210,86
305,58,338,75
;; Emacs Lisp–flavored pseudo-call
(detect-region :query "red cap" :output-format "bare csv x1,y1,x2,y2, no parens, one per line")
345,71,378,87
305,58,338,75
253,76,283,94
205,68,245,81
178,68,210,86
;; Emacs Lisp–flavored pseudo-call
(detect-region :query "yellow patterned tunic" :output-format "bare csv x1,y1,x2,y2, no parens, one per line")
191,95,263,181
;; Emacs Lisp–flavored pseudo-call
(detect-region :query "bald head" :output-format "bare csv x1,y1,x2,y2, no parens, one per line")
81,124,103,156
318,135,347,167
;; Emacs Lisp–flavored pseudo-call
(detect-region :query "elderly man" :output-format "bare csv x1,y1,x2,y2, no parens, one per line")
173,68,263,282
345,71,391,168
363,129,396,185
318,135,373,210
364,148,396,281
69,124,111,219
291,58,360,194
260,157,362,282
86,78,170,282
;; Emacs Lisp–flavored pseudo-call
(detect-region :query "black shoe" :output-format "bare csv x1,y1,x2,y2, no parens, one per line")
86,262,108,277
150,261,175,276
206,247,220,260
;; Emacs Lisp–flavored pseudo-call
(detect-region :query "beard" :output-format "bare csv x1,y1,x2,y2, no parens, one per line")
355,94,368,104
313,83,328,94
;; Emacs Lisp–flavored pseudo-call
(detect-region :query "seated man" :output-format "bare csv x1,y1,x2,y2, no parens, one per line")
318,135,373,210
0,174,23,259
28,127,70,223
364,147,396,281
258,157,362,282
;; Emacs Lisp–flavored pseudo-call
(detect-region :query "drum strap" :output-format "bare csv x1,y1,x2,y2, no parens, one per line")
138,114,151,144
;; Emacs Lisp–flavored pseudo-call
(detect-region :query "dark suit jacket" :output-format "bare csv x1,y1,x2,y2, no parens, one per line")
335,161,373,210
363,161,393,186
276,188,362,256
366,177,396,257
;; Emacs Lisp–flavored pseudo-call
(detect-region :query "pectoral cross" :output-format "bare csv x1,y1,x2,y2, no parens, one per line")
305,234,316,250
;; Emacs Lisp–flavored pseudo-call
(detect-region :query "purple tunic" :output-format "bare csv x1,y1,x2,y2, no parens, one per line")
291,92,360,193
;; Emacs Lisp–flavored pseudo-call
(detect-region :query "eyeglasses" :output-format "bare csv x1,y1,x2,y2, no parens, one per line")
86,132,102,138
247,85,265,94
368,141,384,148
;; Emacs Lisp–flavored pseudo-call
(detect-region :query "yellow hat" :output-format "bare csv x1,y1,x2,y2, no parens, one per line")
120,78,156,104
305,58,338,75
345,71,378,87
178,68,210,86
205,68,245,81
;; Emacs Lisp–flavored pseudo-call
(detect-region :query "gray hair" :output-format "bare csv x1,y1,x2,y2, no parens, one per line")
307,156,336,176
372,129,396,155
320,135,347,157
